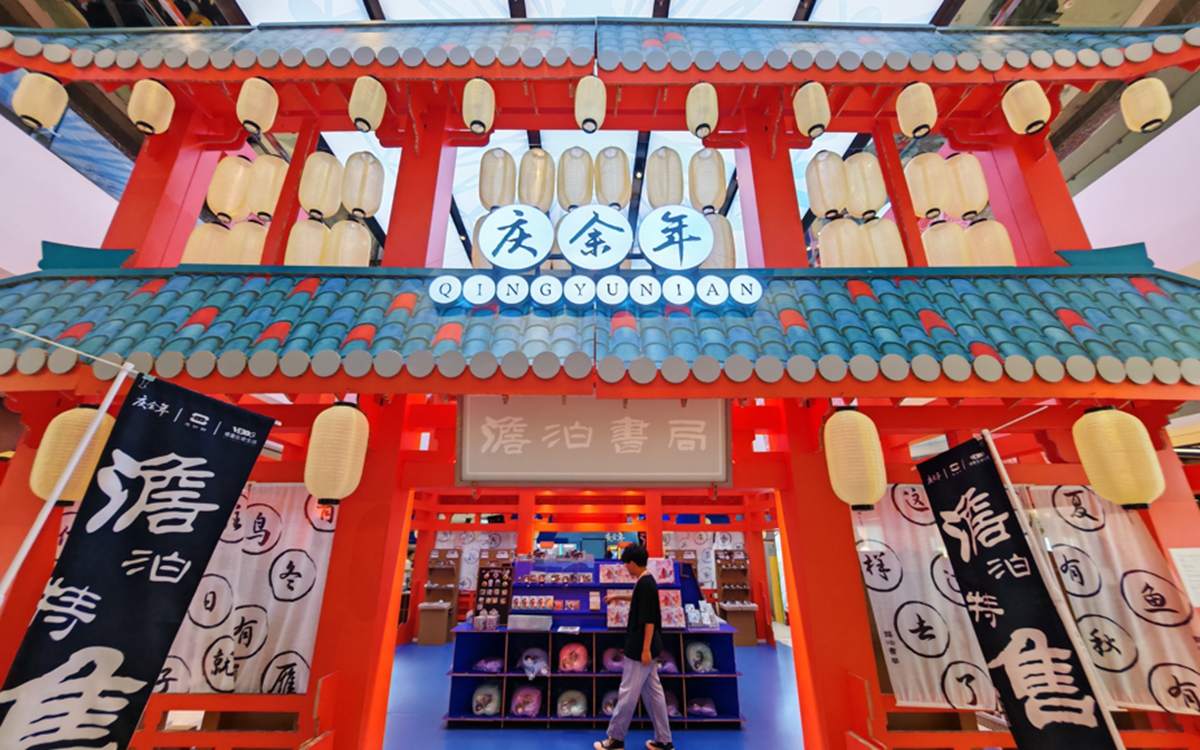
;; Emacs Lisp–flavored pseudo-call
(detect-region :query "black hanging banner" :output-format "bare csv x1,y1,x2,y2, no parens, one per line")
918,438,1122,750
0,376,272,750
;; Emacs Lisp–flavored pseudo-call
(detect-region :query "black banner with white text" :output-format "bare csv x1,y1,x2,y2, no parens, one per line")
918,438,1121,750
0,376,272,750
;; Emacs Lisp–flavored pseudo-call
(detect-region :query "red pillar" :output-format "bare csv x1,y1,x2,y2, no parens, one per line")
734,109,806,269
0,505,61,681
517,492,536,554
873,119,927,267
743,517,771,642
384,105,456,268
0,394,65,574
308,398,412,750
778,399,879,750
261,119,320,265
645,492,664,556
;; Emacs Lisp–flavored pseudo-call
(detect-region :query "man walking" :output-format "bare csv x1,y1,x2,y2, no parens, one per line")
595,544,675,750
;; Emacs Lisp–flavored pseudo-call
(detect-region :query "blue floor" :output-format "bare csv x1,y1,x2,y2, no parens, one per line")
385,643,804,749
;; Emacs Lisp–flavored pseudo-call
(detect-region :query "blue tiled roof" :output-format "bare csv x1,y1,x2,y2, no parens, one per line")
3,264,1200,390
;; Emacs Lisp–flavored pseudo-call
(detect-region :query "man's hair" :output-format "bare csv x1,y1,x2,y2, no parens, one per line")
620,544,649,567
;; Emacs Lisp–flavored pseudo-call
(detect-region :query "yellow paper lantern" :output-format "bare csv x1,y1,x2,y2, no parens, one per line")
247,154,287,222
689,148,727,214
806,150,848,220
896,82,937,139
127,79,174,135
965,219,1016,267
557,147,594,211
227,220,267,265
237,77,278,136
863,217,908,267
702,213,736,270
349,75,386,133
595,147,631,209
793,81,830,138
1073,407,1165,509
30,406,115,502
299,151,343,221
946,153,989,220
206,155,252,224
824,408,886,510
645,147,683,208
479,148,516,210
342,151,384,219
922,220,970,267
305,402,370,506
819,218,871,268
326,220,372,267
463,78,495,135
1002,80,1051,135
519,148,555,213
12,72,68,130
472,215,492,269
575,75,607,133
845,152,887,220
284,219,329,266
686,82,719,138
904,152,950,220
1121,77,1172,134
181,222,230,264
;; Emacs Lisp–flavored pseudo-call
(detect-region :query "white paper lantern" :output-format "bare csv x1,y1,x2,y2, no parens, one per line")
575,75,607,133
819,218,871,268
863,217,907,267
965,219,1016,266
349,75,386,133
686,82,719,138
342,151,384,219
845,152,887,220
595,147,632,209
793,81,830,138
897,82,937,139
1121,77,1172,134
12,72,68,130
645,147,683,208
305,403,370,506
479,148,516,210
806,150,848,220
946,153,989,220
285,219,329,266
299,151,343,221
922,220,970,267
904,152,950,220
127,79,174,135
326,220,372,267
702,213,736,270
824,408,886,510
181,222,230,264
1002,80,1051,135
463,78,495,135
689,148,727,214
207,155,252,224
227,220,267,265
247,154,287,222
557,147,594,210
519,148,555,213
1073,407,1165,509
30,406,115,502
237,77,278,136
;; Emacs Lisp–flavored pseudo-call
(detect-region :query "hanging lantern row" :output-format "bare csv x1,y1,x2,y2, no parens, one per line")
305,402,370,507
805,150,887,220
181,220,267,265
818,217,906,269
904,151,990,221
282,217,371,267
205,153,288,224
921,218,1016,267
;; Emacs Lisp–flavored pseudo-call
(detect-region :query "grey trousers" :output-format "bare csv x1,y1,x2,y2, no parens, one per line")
606,657,673,744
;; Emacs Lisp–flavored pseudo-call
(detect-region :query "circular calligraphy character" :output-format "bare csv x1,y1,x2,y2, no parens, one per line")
487,532,504,549
1121,570,1193,627
220,492,249,544
231,604,269,660
1148,663,1200,714
155,655,192,694
436,530,453,544
939,661,994,710
929,554,965,607
240,503,282,556
269,549,317,602
203,635,241,693
261,650,311,694
477,205,554,271
305,493,337,532
1051,485,1107,532
459,531,478,546
894,601,951,659
892,485,936,527
1076,614,1138,673
556,205,633,270
716,532,733,548
856,539,903,593
466,548,480,565
638,205,715,271
188,574,233,629
692,532,711,546
1050,544,1102,598
461,575,476,591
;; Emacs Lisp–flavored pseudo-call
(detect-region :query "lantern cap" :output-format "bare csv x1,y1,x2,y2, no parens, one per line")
850,504,876,512
1084,405,1117,414
316,498,341,507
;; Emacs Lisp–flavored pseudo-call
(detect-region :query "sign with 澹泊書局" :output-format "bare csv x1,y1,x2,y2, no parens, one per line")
458,396,728,485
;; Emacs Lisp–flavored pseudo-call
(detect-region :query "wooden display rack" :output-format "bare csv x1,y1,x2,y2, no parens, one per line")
426,549,462,640
715,550,750,605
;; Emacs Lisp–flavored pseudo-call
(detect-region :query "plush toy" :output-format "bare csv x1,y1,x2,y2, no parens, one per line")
665,690,682,718
520,647,550,679
685,642,715,673
687,697,718,717
601,689,620,716
473,657,504,674
472,682,502,716
602,647,625,673
557,689,589,717
655,652,679,673
558,642,589,673
510,685,543,717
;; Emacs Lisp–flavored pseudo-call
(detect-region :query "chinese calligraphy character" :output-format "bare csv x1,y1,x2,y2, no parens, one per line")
268,660,300,694
134,395,154,410
965,591,1005,628
87,450,217,535
1142,583,1178,614
489,208,538,258
542,422,593,449
211,646,240,681
987,628,1098,729
480,416,531,455
667,420,707,452
156,665,180,693
36,577,100,641
939,487,1012,563
247,511,272,547
1168,675,1200,713
0,647,146,750
862,552,892,582
909,615,936,641
986,553,1032,580
1060,555,1085,587
122,550,192,583
1062,488,1101,523
956,673,979,706
652,210,701,265
279,560,302,592
1090,628,1121,658
234,614,258,648
569,213,626,256
155,402,171,416
611,417,650,454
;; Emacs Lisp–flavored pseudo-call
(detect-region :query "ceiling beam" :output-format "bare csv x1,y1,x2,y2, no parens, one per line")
361,0,385,21
653,0,671,18
626,131,653,234
450,196,472,261
213,0,249,25
793,0,816,21
718,168,738,216
929,0,967,26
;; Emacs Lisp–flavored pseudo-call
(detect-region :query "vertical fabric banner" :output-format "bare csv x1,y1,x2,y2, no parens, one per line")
0,376,272,749
919,439,1121,750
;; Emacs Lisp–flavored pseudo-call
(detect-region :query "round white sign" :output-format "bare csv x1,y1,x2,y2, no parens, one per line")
696,275,730,306
430,275,462,305
564,275,597,306
662,275,696,305
476,205,554,271
637,205,714,271
463,274,497,306
730,274,764,305
596,275,629,305
497,275,530,305
530,275,564,306
557,205,633,270
629,276,662,306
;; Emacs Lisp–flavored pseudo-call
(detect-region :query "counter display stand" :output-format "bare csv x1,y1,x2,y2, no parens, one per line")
446,560,743,729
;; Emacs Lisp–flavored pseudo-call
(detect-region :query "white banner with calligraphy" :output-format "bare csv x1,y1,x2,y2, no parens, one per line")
459,396,728,485
158,483,336,694
663,530,745,589
853,485,999,710
1024,485,1200,713
435,530,518,591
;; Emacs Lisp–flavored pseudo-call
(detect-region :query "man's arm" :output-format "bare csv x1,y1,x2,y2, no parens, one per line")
642,623,655,665
605,589,633,603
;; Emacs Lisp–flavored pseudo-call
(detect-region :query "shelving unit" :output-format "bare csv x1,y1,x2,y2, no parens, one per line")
715,550,750,605
426,549,462,641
